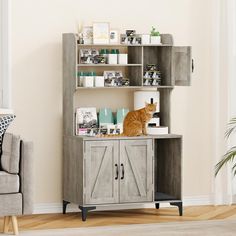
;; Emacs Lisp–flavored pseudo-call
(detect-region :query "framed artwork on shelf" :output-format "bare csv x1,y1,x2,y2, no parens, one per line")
93,22,110,44
82,26,93,44
110,29,119,44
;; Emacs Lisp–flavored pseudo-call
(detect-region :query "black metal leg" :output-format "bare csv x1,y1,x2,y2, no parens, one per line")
170,202,183,216
79,205,96,221
155,203,160,209
63,200,70,214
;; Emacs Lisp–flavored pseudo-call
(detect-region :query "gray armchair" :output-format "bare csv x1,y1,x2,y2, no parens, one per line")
0,133,33,235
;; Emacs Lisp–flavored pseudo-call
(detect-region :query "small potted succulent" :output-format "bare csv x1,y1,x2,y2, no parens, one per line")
150,26,161,44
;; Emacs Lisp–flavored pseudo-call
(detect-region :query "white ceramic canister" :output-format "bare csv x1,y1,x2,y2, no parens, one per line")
142,34,150,44
94,76,105,87
118,54,128,64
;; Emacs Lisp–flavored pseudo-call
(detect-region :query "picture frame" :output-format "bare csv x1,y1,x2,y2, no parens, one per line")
93,22,110,44
110,29,119,44
82,26,93,44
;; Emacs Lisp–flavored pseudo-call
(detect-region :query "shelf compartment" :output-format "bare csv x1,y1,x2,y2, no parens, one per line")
155,192,180,201
143,46,173,86
154,137,182,201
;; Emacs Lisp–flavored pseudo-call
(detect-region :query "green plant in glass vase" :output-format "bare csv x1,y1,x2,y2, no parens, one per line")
215,118,236,176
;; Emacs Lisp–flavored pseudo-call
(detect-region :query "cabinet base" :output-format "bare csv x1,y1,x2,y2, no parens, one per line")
62,200,70,214
155,201,183,216
79,205,96,221
170,202,183,216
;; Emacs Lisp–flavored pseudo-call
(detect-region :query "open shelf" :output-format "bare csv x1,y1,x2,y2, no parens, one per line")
77,44,173,47
155,192,179,201
76,85,174,90
77,64,142,67
154,138,182,201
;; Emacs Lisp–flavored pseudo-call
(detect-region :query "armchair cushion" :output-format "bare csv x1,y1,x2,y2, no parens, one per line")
0,171,19,194
1,133,21,174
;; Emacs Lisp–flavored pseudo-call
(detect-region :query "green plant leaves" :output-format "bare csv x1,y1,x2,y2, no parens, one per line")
215,146,236,176
215,117,236,177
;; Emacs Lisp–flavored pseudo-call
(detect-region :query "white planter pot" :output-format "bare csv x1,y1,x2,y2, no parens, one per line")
150,36,161,44
141,34,150,44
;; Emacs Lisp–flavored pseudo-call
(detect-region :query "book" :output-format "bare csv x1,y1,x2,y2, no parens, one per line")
76,107,98,135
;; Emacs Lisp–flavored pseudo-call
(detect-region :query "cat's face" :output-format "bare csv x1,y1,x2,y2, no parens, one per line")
145,102,157,113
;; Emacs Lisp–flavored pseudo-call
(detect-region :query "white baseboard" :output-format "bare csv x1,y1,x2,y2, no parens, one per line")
33,195,214,214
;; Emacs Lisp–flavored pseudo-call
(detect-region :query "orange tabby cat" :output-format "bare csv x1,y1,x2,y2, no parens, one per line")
123,102,157,136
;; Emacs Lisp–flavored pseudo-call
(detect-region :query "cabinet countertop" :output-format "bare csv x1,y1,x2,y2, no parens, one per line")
70,134,182,141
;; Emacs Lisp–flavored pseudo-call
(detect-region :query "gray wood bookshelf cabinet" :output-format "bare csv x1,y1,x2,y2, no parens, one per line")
62,33,192,221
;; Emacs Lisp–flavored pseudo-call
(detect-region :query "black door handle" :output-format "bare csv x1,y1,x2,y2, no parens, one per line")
115,164,119,180
192,59,194,73
121,164,124,180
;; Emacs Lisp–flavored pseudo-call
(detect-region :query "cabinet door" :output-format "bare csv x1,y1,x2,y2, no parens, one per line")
172,46,192,86
119,139,153,203
84,141,119,205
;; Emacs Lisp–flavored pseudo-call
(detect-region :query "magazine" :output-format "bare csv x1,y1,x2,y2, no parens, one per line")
76,107,98,135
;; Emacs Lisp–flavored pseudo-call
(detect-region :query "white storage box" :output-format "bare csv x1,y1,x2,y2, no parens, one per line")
147,126,168,135
142,34,150,44
83,76,94,87
108,54,118,64
118,54,128,64
94,76,104,87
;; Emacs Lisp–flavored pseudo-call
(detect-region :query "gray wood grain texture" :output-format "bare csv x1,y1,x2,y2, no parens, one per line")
160,89,172,132
84,140,119,205
119,139,153,203
128,66,142,86
127,46,142,64
154,137,182,200
63,136,84,204
143,46,172,86
63,33,77,136
172,46,192,86
160,34,174,45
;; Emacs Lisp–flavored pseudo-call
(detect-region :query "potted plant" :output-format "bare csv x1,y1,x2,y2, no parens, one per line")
150,26,161,44
215,118,236,176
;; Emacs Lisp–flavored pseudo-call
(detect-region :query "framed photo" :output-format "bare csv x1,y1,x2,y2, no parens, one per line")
93,22,110,44
110,30,119,44
82,26,93,44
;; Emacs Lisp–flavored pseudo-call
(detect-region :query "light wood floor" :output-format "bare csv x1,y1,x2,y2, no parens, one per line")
1,205,236,231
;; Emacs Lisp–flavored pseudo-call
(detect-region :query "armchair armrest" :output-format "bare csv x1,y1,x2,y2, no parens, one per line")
20,141,34,215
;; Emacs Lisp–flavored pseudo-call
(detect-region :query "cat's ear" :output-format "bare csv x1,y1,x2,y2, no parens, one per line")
145,102,148,107
154,102,157,106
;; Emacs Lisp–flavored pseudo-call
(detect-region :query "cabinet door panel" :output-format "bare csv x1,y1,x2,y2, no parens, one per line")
84,141,119,205
172,46,192,86
120,139,153,203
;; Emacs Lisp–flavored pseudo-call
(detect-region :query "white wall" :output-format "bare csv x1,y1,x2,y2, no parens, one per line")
9,0,214,206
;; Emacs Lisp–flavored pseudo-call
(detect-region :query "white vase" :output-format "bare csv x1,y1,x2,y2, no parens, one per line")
150,36,161,44
141,34,150,44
